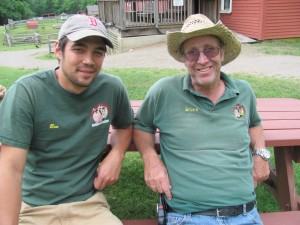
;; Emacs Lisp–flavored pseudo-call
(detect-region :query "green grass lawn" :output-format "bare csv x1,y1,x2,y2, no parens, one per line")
1,67,300,219
255,38,300,56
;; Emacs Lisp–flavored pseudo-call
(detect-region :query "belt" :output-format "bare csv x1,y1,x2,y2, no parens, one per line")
167,201,256,217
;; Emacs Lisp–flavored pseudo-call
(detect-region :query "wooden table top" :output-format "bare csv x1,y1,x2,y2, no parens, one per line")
129,98,300,148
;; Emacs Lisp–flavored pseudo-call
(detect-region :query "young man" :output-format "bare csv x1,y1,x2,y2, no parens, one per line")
134,14,270,225
0,15,133,225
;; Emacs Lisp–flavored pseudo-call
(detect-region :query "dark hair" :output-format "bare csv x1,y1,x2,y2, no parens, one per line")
58,36,108,54
58,36,69,55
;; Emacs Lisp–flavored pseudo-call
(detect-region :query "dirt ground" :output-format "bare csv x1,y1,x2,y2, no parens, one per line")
0,42,299,79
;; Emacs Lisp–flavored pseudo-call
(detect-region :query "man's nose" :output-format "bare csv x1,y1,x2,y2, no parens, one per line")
83,53,95,65
197,51,209,63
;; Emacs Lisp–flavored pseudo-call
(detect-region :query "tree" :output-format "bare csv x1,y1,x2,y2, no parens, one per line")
0,0,33,25
0,0,100,25
61,0,81,14
26,0,48,17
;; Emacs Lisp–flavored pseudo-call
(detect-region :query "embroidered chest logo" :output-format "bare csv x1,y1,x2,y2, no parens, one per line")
185,106,199,112
90,103,110,127
232,104,246,119
49,124,59,129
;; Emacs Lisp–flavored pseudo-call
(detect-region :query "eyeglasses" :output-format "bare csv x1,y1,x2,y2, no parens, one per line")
183,47,221,62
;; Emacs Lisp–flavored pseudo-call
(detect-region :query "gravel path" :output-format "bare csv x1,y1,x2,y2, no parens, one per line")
0,42,299,79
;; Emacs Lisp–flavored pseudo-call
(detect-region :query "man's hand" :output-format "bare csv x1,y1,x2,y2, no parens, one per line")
252,155,270,187
0,85,7,101
94,150,124,190
143,153,172,200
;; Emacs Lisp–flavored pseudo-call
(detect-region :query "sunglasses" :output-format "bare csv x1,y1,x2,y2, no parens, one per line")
183,47,221,62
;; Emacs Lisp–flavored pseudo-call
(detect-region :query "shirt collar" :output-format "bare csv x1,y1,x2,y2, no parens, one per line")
182,72,240,99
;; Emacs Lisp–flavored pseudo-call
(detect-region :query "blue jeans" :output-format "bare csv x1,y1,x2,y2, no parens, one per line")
166,206,263,225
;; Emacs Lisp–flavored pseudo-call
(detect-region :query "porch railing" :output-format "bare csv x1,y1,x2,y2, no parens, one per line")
98,0,192,30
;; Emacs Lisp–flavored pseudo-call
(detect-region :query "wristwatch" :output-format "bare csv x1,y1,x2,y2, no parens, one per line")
252,149,271,161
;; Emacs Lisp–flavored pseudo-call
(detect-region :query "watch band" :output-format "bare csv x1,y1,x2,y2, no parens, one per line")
252,149,271,161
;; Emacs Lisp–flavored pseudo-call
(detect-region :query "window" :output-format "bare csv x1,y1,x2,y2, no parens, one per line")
220,0,232,13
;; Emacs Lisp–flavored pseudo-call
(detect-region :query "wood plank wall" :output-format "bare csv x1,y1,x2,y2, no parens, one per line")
220,0,300,40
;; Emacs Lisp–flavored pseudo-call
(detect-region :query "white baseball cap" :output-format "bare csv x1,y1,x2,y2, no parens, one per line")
58,14,113,48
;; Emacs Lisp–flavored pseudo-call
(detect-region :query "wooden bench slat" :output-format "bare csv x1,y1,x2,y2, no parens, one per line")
259,112,300,120
109,129,300,149
257,98,300,112
262,120,300,130
264,129,300,147
133,99,300,112
122,219,156,225
260,211,300,225
130,100,143,106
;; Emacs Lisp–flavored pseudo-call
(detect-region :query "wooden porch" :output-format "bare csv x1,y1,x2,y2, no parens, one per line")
98,0,193,37
97,0,220,53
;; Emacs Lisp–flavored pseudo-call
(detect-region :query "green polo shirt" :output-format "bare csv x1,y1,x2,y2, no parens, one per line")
0,69,133,206
134,72,261,214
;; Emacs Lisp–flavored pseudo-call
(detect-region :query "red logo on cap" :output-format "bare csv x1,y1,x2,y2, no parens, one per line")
88,17,98,27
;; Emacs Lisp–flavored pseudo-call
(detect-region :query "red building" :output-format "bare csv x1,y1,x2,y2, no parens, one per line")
220,0,300,40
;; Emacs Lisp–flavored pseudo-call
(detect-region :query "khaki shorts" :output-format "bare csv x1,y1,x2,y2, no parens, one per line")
19,192,123,225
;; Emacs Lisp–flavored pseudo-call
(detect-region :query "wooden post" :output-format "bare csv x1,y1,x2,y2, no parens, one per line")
154,0,159,28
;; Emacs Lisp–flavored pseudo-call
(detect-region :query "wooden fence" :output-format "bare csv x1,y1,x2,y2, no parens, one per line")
3,18,61,47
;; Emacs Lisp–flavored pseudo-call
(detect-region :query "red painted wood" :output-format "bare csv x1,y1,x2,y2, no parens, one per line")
129,98,300,148
259,211,300,225
221,0,300,40
122,219,156,225
257,98,300,112
262,120,300,130
273,147,298,211
259,112,300,120
264,129,300,147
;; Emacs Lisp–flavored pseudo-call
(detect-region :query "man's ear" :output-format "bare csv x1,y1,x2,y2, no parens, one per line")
220,47,225,62
54,41,62,61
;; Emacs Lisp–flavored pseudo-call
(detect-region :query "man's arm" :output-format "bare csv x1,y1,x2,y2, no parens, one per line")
133,129,172,200
0,84,6,101
0,144,27,225
94,125,133,190
249,126,270,187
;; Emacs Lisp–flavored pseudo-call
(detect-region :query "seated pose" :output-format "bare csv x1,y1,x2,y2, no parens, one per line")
133,14,270,225
0,15,133,225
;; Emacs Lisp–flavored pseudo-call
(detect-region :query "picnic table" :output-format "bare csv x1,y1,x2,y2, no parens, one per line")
256,98,300,211
1,98,299,212
126,98,300,212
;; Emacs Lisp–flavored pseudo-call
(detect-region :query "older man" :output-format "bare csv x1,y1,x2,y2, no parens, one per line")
134,14,270,225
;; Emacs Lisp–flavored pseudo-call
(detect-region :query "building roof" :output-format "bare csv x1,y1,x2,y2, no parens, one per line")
86,5,99,16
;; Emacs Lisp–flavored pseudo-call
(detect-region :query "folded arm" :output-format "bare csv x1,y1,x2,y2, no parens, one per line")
94,125,133,190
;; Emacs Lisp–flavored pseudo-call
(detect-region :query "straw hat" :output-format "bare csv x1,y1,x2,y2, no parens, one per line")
167,14,241,65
